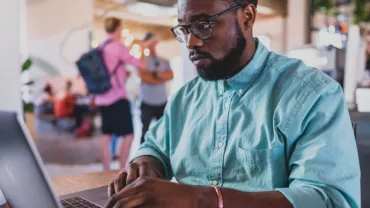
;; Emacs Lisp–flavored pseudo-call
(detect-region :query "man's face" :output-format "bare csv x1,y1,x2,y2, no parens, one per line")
366,34,370,55
177,0,247,81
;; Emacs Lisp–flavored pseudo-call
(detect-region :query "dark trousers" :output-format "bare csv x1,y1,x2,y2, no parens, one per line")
140,102,166,144
73,105,89,128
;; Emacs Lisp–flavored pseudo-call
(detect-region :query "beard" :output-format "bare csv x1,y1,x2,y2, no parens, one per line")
193,23,246,81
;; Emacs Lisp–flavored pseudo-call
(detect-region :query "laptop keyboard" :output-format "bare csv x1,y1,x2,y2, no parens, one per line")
60,197,101,208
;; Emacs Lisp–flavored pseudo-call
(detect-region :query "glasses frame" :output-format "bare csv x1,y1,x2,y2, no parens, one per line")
171,4,245,42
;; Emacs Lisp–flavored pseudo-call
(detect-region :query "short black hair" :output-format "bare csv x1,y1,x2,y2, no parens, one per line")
144,32,155,41
230,0,258,7
44,84,52,95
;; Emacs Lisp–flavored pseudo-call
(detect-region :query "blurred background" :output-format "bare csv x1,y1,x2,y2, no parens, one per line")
0,0,370,206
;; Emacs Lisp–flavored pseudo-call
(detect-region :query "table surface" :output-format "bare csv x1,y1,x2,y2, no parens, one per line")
51,170,120,196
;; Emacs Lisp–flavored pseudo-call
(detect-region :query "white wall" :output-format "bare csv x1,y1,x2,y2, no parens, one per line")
254,16,285,53
27,0,94,77
286,0,309,51
0,0,24,114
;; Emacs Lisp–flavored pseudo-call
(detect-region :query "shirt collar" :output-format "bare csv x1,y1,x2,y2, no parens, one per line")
218,38,270,96
106,34,120,41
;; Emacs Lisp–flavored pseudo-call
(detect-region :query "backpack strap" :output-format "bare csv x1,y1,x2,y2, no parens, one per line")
110,60,124,88
100,39,124,88
100,39,113,49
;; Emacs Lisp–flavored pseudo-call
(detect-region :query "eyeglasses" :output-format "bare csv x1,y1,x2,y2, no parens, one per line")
171,4,245,43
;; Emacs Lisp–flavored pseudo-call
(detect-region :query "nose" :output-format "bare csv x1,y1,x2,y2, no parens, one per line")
186,33,204,49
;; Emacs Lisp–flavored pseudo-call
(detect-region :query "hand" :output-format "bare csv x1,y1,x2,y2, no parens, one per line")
104,177,199,208
108,157,164,197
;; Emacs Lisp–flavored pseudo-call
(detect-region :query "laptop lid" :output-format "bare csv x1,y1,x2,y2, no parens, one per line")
0,111,60,208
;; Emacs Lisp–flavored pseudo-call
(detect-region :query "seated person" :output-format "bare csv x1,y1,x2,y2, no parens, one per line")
359,30,370,87
361,30,370,87
54,81,90,134
105,1,360,208
54,81,75,118
35,83,55,115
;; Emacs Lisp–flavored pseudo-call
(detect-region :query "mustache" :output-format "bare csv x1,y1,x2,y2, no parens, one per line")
189,50,214,59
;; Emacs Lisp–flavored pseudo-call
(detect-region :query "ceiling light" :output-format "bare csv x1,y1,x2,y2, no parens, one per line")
257,5,274,15
121,29,130,37
124,35,134,46
124,2,177,17
91,41,98,48
144,48,150,56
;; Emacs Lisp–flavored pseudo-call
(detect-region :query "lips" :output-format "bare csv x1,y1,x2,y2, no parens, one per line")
190,55,209,62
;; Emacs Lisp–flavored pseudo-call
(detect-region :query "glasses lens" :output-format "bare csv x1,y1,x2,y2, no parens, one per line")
172,26,187,43
190,21,212,39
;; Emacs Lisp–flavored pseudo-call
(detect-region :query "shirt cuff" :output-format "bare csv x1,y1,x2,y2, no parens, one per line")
275,187,327,208
131,147,172,180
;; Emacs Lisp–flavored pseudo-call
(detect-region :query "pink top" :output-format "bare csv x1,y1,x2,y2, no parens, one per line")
94,35,141,106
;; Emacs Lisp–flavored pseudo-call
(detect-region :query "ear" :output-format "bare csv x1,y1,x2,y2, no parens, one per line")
241,4,257,30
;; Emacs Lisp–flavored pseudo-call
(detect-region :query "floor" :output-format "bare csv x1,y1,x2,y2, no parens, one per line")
36,110,370,207
37,106,144,177
350,112,370,208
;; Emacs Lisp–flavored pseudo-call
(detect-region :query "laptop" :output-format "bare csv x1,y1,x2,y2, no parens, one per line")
0,111,108,208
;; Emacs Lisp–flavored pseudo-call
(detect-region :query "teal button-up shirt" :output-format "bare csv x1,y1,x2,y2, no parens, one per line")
135,40,361,208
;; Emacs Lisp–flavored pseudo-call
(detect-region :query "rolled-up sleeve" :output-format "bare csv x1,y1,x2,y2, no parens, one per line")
276,82,361,208
131,105,173,180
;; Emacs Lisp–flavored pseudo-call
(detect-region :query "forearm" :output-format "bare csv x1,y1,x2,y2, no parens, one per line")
132,156,166,178
0,203,10,208
197,187,292,208
157,70,173,81
140,72,165,85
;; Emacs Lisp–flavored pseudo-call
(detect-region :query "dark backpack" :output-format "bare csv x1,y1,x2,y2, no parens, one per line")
76,40,123,95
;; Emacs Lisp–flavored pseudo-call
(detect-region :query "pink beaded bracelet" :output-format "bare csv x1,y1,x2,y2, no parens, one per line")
213,186,224,208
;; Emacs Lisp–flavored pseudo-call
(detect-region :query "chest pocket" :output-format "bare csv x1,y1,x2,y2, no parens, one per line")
235,146,287,190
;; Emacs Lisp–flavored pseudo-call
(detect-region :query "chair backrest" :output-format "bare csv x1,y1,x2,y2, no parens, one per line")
352,122,357,140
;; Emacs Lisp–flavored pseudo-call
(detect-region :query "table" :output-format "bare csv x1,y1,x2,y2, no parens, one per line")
51,170,120,196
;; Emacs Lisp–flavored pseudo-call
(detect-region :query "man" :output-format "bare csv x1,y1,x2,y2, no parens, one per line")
360,30,370,87
366,30,370,71
139,33,174,144
105,1,361,207
95,17,142,170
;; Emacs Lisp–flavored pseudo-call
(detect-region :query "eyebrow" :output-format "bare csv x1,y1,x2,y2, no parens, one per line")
177,13,213,23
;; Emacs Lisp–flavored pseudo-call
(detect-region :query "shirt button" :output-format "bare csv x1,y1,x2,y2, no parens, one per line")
224,102,230,108
217,141,224,148
212,180,218,186
239,89,244,94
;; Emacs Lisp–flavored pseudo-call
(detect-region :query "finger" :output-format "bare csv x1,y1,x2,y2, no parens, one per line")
138,162,150,177
114,171,127,194
113,192,150,208
108,182,115,197
153,167,164,178
126,163,139,185
104,194,119,208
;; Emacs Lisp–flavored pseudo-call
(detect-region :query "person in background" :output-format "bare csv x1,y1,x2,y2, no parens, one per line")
54,81,75,119
366,30,370,71
36,83,55,115
139,33,174,144
56,80,90,135
360,30,370,87
105,0,360,207
94,17,143,170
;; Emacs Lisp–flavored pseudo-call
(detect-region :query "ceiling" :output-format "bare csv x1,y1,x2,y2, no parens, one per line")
139,0,177,7
97,0,287,15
